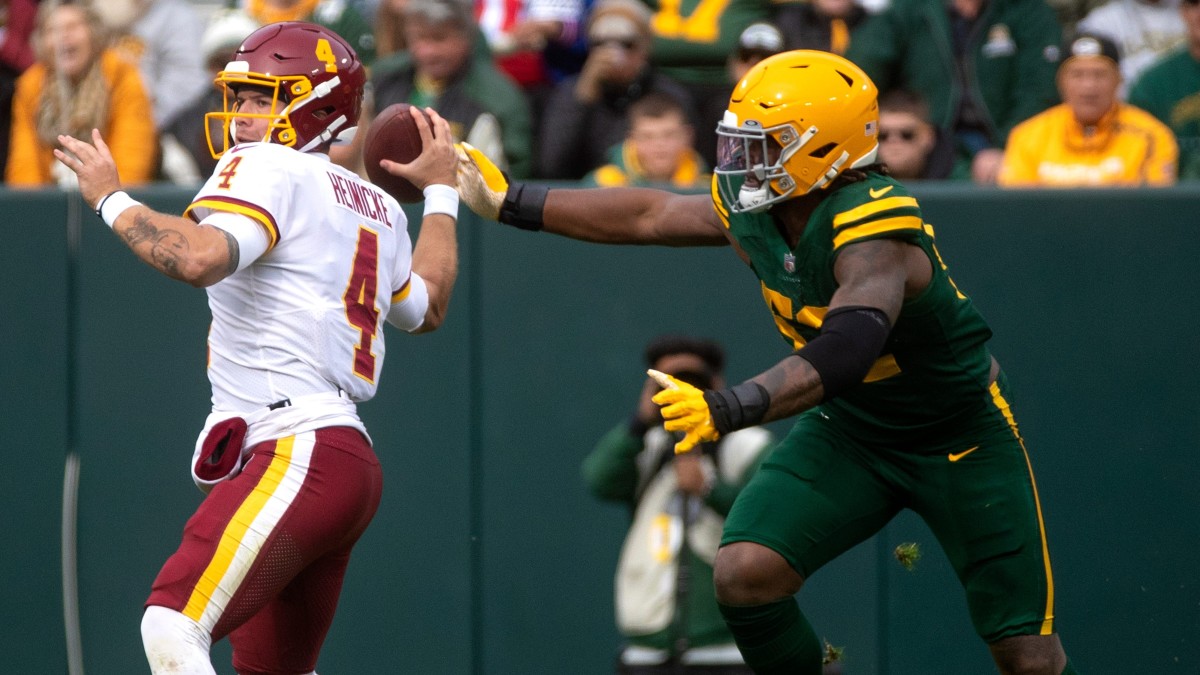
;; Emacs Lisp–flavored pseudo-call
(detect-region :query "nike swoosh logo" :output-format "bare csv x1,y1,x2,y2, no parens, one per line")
869,186,894,199
948,446,980,462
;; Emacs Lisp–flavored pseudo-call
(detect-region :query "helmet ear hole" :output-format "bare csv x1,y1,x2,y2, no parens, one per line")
809,142,837,158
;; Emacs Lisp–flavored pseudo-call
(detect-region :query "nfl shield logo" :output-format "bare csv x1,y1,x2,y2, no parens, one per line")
783,253,797,273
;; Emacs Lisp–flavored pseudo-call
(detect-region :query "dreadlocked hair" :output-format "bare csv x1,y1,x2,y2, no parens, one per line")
828,162,890,191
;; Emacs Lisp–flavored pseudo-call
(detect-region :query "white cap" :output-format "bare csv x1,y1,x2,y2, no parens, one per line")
200,10,261,63
737,22,784,56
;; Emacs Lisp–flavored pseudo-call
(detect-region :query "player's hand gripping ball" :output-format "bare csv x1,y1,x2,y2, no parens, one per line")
364,103,432,203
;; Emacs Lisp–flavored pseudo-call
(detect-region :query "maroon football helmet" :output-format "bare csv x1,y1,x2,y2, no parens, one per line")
206,21,366,157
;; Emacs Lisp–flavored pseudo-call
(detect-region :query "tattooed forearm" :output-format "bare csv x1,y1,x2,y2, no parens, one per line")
120,213,159,247
219,227,240,278
150,229,188,277
122,212,190,280
753,354,824,422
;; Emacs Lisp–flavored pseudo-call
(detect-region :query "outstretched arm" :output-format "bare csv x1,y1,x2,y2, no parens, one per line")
56,130,239,287
542,187,729,246
455,142,729,246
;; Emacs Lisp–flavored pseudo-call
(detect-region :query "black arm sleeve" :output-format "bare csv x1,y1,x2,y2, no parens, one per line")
793,305,891,402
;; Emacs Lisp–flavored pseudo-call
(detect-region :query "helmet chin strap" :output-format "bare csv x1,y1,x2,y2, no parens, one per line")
737,183,773,212
298,114,350,153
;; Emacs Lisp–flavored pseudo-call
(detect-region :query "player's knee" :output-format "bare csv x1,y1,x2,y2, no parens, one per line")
141,605,214,674
713,541,804,605
989,634,1066,675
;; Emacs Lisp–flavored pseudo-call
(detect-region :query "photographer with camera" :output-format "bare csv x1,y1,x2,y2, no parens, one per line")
583,335,773,674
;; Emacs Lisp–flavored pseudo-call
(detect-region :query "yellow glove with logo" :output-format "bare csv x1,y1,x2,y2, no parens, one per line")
648,369,721,454
454,142,508,220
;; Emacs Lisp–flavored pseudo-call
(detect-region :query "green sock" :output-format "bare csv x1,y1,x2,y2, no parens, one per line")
718,597,823,675
1061,658,1078,674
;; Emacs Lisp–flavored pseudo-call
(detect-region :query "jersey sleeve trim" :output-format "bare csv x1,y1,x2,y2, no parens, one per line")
391,275,413,303
832,215,923,249
186,196,282,251
831,195,919,228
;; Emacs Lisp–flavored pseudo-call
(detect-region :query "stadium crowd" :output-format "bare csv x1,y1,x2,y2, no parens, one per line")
1,0,1196,189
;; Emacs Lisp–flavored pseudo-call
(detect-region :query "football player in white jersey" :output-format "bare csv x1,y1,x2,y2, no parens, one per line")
55,21,461,675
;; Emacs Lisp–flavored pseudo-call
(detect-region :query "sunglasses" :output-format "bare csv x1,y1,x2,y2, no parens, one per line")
878,127,920,142
1184,0,1199,7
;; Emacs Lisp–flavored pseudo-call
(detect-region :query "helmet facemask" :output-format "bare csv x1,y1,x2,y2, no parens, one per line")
207,66,353,158
716,113,811,213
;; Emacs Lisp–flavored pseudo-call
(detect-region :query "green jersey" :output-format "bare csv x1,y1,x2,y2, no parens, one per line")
642,0,775,83
713,173,995,448
1128,48,1200,181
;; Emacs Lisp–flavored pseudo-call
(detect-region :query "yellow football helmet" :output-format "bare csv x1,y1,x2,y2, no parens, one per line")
715,50,880,213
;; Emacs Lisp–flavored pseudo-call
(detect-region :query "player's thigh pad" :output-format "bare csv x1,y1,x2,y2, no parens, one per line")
721,410,902,577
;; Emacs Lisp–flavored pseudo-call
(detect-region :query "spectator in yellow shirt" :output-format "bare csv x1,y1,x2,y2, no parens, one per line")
6,3,157,187
582,91,710,189
999,33,1178,187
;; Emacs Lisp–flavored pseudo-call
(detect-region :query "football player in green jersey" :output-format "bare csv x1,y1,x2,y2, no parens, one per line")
452,50,1077,675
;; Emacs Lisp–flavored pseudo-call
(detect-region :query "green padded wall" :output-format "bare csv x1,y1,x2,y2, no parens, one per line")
0,191,71,675
1,184,1197,674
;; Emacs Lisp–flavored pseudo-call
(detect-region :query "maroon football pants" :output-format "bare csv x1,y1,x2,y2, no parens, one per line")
146,426,382,674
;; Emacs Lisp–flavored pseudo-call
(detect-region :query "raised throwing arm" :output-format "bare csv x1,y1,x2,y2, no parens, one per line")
379,108,462,334
56,130,241,288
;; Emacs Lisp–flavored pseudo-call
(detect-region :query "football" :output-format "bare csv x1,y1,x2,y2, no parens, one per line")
363,103,431,203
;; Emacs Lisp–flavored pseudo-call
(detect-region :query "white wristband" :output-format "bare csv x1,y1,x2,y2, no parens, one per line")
422,184,459,220
95,191,142,229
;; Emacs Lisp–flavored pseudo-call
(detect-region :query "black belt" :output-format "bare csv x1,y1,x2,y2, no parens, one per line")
266,388,348,411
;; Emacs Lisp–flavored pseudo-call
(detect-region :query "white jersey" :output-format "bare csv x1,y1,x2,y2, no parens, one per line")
185,143,429,439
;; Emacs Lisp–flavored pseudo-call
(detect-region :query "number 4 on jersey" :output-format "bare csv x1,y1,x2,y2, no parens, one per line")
344,227,380,382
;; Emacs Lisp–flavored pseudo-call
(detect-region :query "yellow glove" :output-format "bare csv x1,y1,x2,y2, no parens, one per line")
454,142,508,220
648,369,721,454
